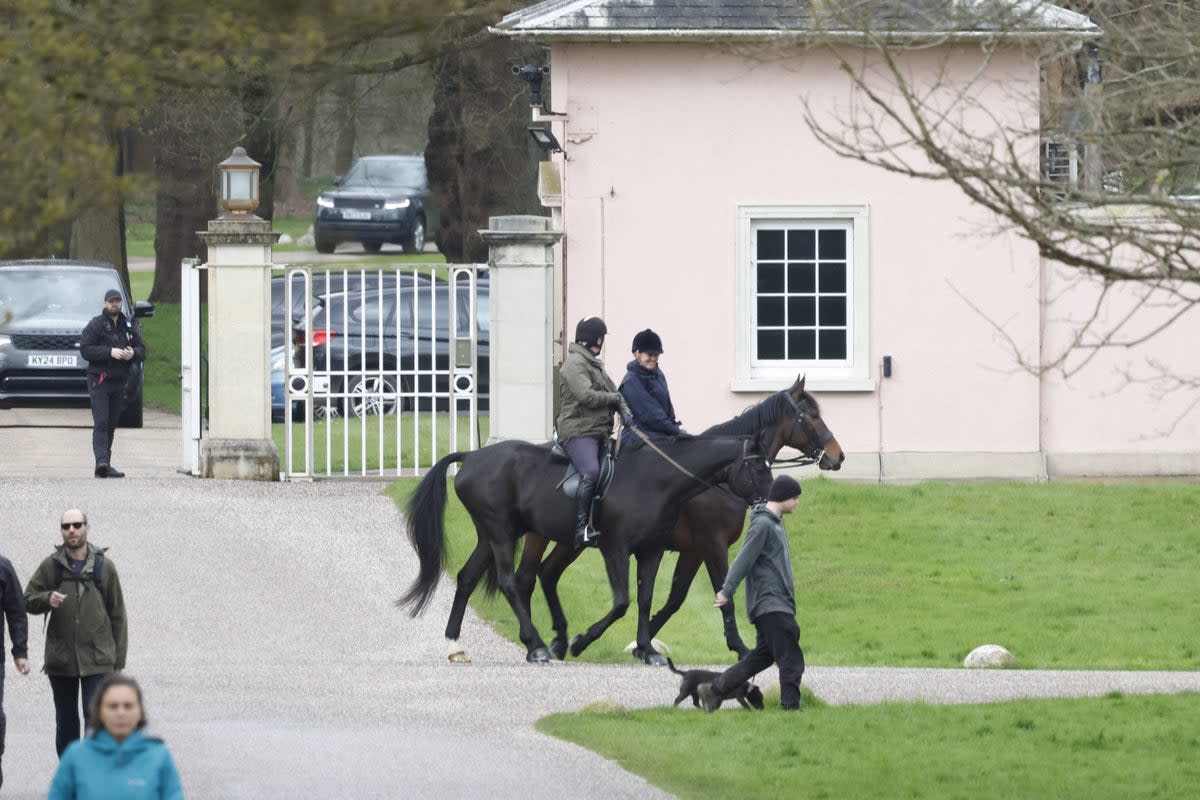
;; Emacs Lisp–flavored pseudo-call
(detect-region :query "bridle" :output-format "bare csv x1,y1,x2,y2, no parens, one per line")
623,425,768,506
770,393,835,468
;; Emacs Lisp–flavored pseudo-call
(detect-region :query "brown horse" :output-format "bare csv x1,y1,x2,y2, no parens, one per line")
516,375,845,662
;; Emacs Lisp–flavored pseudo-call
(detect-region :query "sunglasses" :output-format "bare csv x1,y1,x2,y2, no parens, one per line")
60,521,85,530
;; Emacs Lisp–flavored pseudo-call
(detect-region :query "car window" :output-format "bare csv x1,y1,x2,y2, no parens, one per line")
342,158,425,190
0,268,120,320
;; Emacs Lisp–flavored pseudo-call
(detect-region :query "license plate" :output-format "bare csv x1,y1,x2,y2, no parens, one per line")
341,209,372,220
28,354,76,367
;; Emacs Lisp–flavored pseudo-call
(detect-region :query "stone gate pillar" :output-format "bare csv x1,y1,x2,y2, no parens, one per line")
196,216,281,479
479,215,562,443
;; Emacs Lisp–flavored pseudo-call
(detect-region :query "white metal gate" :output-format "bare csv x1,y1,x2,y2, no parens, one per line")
275,263,487,479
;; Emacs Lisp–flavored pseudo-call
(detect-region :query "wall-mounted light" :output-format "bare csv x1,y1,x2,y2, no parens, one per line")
528,126,562,153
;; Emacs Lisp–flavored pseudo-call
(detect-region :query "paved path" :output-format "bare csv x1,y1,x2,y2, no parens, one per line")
1,409,1198,798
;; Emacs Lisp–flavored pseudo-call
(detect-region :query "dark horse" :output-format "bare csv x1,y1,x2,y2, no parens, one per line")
398,433,775,663
516,375,844,661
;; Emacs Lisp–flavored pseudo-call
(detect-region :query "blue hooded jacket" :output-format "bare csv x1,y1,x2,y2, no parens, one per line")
49,729,184,800
618,360,682,447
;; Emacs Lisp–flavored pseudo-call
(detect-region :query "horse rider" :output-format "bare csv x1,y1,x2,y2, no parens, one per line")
618,328,685,449
558,316,630,549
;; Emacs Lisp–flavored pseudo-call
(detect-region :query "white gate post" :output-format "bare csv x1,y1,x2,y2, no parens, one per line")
196,215,281,479
479,215,562,443
180,258,203,475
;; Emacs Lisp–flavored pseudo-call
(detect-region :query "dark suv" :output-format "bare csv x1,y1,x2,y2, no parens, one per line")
292,275,489,415
313,155,435,254
0,260,154,426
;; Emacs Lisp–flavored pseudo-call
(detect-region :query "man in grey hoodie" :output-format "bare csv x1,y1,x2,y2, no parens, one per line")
699,475,806,711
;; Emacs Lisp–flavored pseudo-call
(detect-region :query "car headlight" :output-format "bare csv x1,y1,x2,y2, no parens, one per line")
384,199,411,210
316,196,334,208
0,334,10,347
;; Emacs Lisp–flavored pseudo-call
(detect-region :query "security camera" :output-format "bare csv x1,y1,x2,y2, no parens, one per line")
512,64,551,108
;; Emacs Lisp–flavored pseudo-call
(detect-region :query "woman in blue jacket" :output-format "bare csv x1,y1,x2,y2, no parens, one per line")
618,328,685,448
49,674,184,800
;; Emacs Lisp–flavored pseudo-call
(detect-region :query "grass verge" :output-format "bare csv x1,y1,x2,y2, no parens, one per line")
274,413,488,475
385,477,1200,670
538,692,1200,800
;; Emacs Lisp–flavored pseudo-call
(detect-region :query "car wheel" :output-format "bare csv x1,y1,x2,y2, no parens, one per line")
402,218,425,254
347,374,398,417
362,241,383,253
315,233,337,254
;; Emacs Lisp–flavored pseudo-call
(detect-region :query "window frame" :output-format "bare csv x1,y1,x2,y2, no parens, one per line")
733,204,874,392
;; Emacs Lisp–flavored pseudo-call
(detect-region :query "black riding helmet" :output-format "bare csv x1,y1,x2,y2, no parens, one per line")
575,316,607,348
631,328,663,355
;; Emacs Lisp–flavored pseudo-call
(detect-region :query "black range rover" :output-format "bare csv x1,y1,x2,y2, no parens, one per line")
0,260,154,427
313,155,436,255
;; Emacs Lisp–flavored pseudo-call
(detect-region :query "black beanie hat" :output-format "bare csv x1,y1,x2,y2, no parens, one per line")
631,329,664,354
767,475,802,502
575,316,607,348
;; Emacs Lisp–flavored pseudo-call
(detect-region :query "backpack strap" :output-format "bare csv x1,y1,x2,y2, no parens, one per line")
53,553,107,607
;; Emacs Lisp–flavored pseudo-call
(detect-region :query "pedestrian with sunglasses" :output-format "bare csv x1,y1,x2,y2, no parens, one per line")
24,509,128,758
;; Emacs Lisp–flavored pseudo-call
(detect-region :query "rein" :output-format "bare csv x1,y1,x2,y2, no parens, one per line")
624,425,765,506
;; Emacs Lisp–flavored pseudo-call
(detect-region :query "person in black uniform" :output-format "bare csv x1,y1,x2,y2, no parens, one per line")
78,289,145,478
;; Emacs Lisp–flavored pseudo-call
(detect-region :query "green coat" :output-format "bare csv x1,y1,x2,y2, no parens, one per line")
25,545,127,676
557,342,618,440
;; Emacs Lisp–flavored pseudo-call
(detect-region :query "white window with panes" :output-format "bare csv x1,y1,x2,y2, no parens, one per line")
733,205,872,391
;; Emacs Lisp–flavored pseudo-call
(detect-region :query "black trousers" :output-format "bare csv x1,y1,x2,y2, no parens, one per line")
88,380,124,466
48,673,107,758
712,611,806,709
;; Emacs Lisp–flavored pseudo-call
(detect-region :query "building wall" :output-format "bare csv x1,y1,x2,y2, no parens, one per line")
549,41,1095,480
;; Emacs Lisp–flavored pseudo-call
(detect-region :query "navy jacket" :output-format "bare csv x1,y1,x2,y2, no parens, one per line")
618,360,682,447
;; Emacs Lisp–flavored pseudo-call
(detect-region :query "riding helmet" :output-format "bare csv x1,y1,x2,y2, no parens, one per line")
631,328,663,355
575,316,608,348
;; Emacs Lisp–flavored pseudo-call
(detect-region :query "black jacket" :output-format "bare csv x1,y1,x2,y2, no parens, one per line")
618,360,682,447
0,555,29,663
79,310,146,384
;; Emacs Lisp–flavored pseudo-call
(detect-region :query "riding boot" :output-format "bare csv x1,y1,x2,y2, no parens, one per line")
573,477,598,549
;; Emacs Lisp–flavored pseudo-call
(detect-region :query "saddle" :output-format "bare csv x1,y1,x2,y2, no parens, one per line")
551,438,616,502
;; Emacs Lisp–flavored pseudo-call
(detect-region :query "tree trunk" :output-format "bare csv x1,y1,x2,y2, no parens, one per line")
333,75,358,176
151,115,213,303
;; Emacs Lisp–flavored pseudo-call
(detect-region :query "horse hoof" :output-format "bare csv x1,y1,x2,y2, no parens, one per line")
527,647,551,663
550,638,568,661
448,650,471,663
643,651,668,667
631,647,646,662
569,635,587,657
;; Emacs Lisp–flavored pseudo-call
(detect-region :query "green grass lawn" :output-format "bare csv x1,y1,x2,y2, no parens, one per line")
274,413,488,475
538,692,1200,800
385,477,1200,671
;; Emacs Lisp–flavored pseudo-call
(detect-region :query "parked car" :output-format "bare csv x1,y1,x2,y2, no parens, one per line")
0,260,154,427
289,275,489,416
312,155,436,255
271,272,369,349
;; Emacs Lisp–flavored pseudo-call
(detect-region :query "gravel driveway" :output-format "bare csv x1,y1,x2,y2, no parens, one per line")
1,410,1197,798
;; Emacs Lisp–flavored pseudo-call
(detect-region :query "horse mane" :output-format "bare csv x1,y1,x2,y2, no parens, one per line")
701,388,818,437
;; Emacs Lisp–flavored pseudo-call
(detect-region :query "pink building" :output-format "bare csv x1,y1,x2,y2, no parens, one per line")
494,1,1200,480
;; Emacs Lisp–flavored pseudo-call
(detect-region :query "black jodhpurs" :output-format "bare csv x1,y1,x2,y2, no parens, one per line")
563,435,603,481
88,379,124,466
712,611,805,709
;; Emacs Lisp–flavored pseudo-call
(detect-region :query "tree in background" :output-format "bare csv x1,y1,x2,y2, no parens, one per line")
426,33,544,261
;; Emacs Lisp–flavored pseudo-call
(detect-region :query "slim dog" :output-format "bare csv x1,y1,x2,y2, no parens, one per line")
667,658,764,710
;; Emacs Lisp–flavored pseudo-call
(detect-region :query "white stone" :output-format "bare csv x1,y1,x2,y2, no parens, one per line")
623,638,670,655
277,233,294,245
297,224,315,247
964,644,1015,668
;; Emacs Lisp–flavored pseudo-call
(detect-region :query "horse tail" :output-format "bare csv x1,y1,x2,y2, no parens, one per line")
397,451,468,617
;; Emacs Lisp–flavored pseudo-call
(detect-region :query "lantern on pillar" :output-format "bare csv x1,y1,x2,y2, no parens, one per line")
217,147,261,216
